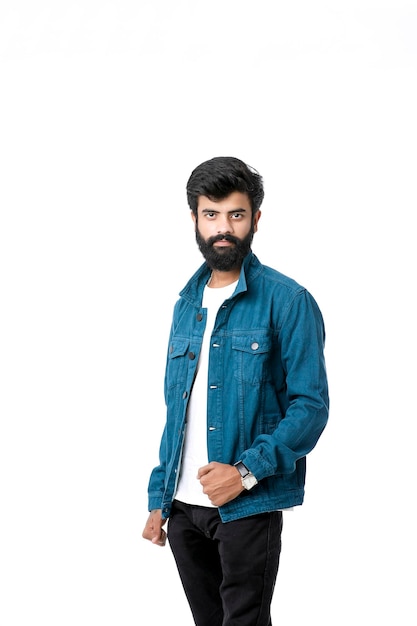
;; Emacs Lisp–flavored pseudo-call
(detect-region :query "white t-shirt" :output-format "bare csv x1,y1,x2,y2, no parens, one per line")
174,280,238,507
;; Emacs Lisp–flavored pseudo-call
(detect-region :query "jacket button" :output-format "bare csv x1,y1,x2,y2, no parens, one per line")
169,345,174,353
182,391,188,399
188,351,195,360
251,342,259,351
196,313,203,321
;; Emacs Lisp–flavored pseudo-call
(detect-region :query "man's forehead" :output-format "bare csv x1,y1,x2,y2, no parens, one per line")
197,192,251,211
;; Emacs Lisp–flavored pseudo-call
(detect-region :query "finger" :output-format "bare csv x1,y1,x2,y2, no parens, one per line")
152,528,167,546
197,464,211,478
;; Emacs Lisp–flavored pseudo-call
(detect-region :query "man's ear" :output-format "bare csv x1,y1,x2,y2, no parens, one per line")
191,210,196,226
253,210,262,233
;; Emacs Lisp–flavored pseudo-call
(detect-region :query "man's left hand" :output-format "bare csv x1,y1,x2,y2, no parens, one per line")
197,461,244,506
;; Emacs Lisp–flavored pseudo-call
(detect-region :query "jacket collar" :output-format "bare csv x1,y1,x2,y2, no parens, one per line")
179,251,262,306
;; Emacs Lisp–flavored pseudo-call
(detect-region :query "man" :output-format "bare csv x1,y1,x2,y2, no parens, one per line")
142,156,329,626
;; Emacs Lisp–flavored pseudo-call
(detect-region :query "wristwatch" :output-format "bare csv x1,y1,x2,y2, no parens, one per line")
234,461,258,490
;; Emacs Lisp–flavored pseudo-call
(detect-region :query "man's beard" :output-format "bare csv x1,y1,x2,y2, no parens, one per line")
195,226,254,271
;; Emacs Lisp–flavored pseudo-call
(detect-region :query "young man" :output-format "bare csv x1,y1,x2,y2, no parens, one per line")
142,156,329,626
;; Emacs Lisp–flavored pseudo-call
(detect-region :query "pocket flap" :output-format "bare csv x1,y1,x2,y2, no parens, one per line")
232,334,271,354
168,339,190,359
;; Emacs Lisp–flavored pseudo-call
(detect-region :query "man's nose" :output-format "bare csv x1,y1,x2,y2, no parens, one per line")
217,215,232,234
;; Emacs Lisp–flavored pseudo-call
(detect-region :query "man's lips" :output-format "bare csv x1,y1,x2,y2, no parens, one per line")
213,239,234,247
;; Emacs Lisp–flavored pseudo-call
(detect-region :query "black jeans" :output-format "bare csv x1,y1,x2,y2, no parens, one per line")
167,500,283,626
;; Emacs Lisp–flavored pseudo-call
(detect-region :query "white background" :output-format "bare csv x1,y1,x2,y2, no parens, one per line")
1,1,416,624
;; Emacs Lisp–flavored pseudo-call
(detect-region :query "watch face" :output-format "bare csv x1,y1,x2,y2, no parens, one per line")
243,474,258,490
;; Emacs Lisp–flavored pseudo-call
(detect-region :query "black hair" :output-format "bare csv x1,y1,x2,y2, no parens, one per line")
186,156,264,216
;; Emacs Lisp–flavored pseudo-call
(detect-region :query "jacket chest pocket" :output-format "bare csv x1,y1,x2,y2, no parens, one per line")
166,339,190,389
231,333,273,384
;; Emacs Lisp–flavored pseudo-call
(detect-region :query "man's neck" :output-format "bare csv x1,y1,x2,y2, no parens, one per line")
207,268,240,288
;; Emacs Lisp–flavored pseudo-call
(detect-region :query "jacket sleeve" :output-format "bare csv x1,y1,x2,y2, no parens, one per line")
146,321,175,513
242,289,329,479
147,424,168,512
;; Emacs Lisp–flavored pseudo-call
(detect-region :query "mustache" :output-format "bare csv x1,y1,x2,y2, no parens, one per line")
207,234,240,246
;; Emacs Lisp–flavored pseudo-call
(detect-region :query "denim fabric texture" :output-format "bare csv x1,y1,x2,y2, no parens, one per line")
147,252,329,522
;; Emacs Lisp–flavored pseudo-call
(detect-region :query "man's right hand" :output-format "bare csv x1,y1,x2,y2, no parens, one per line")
142,509,167,547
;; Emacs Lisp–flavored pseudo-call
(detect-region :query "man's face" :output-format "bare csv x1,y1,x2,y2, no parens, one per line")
192,192,261,271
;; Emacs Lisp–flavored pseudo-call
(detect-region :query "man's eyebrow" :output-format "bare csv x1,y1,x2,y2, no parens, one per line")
201,207,248,214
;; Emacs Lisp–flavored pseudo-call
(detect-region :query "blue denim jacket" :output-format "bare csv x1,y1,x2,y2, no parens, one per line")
147,252,329,522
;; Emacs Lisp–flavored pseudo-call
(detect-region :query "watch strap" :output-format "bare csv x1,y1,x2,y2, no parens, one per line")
234,461,250,478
